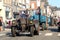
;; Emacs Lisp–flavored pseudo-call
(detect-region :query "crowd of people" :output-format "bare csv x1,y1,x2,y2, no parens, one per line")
0,8,60,31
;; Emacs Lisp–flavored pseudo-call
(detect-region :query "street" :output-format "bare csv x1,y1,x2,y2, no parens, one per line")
0,0,60,40
0,26,60,40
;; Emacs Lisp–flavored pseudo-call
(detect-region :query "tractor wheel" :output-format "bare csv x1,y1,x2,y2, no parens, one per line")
58,27,60,32
11,27,16,37
16,32,20,36
34,30,39,35
30,26,34,37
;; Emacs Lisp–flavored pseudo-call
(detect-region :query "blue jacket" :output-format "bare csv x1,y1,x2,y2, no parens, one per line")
29,13,47,23
29,13,39,20
40,15,46,23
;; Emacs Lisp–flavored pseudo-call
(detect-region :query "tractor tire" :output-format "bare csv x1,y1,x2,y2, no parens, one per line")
58,27,60,32
16,32,20,36
30,26,34,37
34,26,39,35
11,27,16,37
34,30,39,35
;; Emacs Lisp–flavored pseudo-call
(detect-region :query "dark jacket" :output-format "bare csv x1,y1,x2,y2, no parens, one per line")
0,20,2,26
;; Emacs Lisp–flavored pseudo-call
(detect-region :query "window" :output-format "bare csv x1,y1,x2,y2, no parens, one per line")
31,3,34,9
13,12,19,18
5,7,10,19
6,11,9,19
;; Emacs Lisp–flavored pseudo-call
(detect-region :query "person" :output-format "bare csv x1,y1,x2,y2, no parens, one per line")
54,16,57,26
30,9,40,35
57,17,60,31
0,19,2,31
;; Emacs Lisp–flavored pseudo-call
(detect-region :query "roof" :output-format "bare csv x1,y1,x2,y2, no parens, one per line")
56,8,60,10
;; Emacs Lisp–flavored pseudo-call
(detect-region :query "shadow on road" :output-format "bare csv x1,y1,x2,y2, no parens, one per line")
6,32,32,37
48,28,59,32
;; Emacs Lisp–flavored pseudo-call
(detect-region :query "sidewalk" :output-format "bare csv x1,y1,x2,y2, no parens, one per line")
0,28,11,34
0,28,11,36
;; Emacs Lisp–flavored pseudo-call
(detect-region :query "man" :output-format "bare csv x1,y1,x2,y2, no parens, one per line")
0,17,2,31
30,9,40,35
57,17,60,31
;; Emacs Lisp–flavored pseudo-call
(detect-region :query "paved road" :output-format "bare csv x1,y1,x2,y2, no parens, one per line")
0,26,60,40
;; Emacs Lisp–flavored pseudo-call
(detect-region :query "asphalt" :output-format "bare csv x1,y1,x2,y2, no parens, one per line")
0,26,60,40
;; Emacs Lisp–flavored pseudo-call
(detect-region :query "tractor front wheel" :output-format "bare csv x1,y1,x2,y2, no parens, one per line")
11,27,16,37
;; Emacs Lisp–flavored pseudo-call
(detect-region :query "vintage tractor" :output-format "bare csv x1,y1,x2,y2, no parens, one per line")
11,15,39,37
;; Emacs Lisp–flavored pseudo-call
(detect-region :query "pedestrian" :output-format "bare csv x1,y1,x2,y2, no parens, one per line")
0,19,2,31
54,16,57,26
2,22,5,31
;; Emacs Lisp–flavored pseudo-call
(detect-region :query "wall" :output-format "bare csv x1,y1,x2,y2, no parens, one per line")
30,1,37,10
0,0,6,22
54,10,60,17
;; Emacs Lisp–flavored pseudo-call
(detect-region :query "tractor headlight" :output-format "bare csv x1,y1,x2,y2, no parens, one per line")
30,21,33,23
12,20,16,24
12,21,15,24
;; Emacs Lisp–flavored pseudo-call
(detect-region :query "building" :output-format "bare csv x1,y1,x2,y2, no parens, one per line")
0,0,6,22
26,0,30,9
50,6,57,17
1,0,33,21
3,0,13,19
3,0,28,19
40,0,48,15
53,8,60,17
30,0,37,10
47,5,52,17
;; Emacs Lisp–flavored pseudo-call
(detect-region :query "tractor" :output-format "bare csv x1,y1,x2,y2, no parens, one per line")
11,11,39,37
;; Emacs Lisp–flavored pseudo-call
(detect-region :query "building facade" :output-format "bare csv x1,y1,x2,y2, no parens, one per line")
3,0,28,19
30,0,37,10
0,0,6,22
3,0,13,19
53,8,60,17
40,0,48,15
